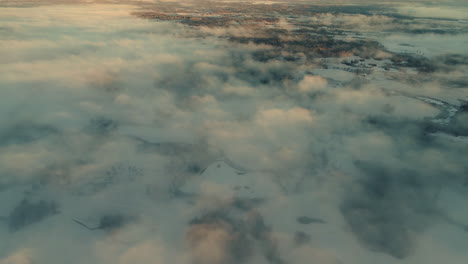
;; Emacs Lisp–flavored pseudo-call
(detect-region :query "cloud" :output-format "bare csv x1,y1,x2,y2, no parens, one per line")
1,1,468,264
397,5,468,20
0,249,33,264
297,75,328,93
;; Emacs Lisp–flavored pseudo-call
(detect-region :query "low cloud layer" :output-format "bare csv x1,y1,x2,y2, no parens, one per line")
1,1,468,264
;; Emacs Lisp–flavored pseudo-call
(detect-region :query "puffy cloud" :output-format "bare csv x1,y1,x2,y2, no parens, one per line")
297,75,328,93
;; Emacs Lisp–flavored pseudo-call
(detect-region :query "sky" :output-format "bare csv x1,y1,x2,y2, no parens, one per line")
0,1,468,264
